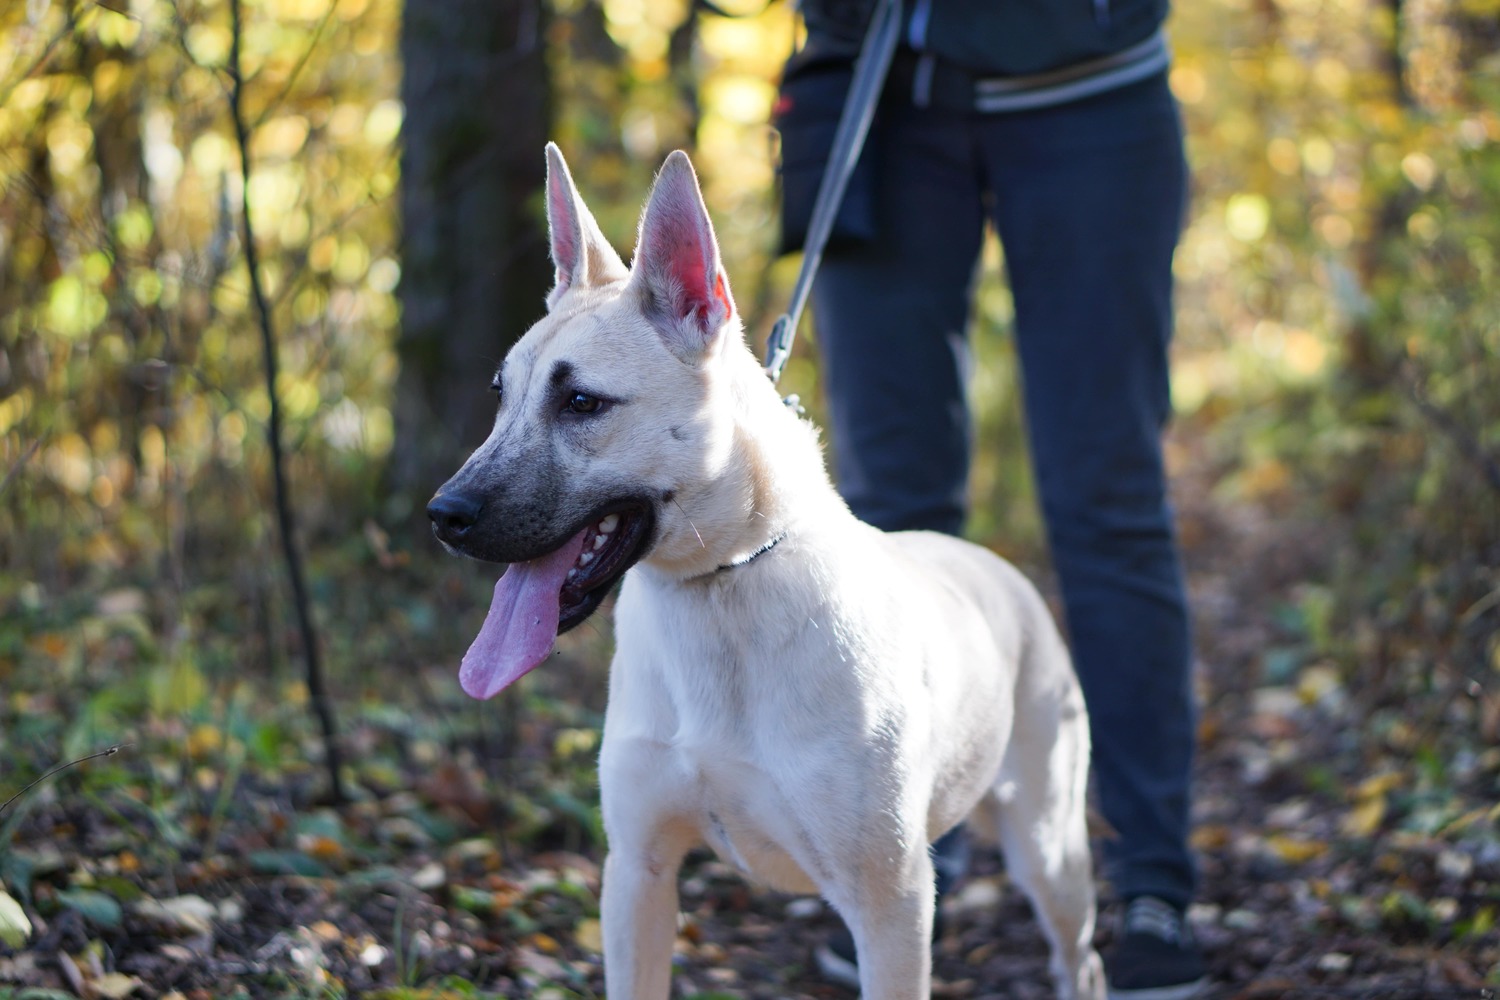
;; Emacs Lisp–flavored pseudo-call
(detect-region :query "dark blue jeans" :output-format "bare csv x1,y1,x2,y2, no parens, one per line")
812,73,1196,908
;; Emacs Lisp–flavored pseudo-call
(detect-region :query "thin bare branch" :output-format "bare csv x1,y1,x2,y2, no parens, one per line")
227,0,346,804
0,744,129,819
252,0,341,129
0,438,43,500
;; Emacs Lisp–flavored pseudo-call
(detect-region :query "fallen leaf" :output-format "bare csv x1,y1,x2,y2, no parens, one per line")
1342,795,1386,838
158,943,199,963
947,876,1003,914
446,837,503,867
247,850,327,877
1224,908,1263,930
186,724,222,759
58,951,86,995
1190,824,1232,850
513,945,567,979
417,761,490,825
58,889,123,929
575,917,603,953
95,589,147,617
1352,771,1403,800
411,860,445,890
309,920,341,943
33,633,69,659
1297,663,1343,707
134,895,216,936
88,972,142,999
1265,834,1327,864
1436,849,1473,880
451,885,496,914
0,890,30,948
300,835,345,863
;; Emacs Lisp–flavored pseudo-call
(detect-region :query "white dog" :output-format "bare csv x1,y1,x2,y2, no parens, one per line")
428,144,1105,1000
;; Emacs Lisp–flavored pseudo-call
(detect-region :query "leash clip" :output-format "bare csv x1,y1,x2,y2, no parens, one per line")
762,0,901,389
764,313,794,379
764,317,804,411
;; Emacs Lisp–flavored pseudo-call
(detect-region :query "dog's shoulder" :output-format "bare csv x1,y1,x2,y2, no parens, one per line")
874,527,1053,628
879,527,1014,580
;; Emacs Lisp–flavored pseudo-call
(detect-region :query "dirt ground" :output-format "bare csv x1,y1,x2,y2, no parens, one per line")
4,439,1498,999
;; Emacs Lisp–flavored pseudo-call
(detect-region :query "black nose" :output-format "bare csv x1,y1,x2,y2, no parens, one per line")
427,491,482,542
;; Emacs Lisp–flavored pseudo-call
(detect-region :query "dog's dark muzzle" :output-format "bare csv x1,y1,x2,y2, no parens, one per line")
428,489,482,546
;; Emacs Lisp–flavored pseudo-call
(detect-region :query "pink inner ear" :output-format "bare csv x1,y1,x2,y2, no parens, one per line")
549,179,580,281
635,156,734,346
653,213,728,324
714,271,732,313
693,271,731,326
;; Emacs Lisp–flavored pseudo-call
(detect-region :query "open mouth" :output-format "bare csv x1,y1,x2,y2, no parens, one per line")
558,503,655,633
458,501,655,700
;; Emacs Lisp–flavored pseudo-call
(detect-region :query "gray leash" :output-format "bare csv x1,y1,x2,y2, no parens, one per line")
762,0,902,392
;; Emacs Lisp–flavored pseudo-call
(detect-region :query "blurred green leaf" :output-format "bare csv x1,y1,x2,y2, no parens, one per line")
0,889,30,948
247,850,327,878
56,888,123,928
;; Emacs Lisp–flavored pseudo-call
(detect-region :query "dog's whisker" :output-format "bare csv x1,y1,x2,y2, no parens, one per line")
673,498,706,549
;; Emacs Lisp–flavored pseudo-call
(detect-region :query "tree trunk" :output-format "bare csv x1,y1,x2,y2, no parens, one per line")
392,0,553,510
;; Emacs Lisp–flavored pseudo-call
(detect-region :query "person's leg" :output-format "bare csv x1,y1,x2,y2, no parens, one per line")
980,75,1197,910
811,103,985,538
809,101,984,989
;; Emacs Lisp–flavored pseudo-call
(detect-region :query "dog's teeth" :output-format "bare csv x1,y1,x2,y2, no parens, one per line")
593,533,608,551
567,568,578,580
599,514,619,534
579,551,594,566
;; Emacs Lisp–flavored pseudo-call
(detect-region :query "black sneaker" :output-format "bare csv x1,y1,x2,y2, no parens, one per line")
1106,896,1209,1000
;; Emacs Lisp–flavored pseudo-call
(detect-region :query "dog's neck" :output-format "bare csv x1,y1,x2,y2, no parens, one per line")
641,338,840,582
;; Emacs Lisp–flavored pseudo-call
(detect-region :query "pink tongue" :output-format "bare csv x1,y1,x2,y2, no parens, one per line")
459,529,589,700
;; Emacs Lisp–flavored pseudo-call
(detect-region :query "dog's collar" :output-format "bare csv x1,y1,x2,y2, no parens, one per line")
714,531,789,574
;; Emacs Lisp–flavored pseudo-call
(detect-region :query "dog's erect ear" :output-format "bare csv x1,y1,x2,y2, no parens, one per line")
630,150,736,359
544,143,627,309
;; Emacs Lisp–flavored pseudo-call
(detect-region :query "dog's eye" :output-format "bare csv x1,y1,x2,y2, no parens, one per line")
490,378,502,400
566,391,602,415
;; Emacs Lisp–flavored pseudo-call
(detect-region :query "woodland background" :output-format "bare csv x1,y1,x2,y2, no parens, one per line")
0,0,1498,996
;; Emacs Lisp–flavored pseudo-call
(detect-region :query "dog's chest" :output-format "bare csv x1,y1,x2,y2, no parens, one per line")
670,739,822,894
608,576,868,894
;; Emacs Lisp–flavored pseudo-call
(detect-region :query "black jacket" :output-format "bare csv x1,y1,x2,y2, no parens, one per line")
803,0,1170,76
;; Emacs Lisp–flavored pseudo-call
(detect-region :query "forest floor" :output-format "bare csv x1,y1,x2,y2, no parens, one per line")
2,424,1499,999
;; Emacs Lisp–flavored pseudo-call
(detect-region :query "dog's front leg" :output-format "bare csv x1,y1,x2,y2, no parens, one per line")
834,852,937,1000
599,732,696,1000
601,838,688,1000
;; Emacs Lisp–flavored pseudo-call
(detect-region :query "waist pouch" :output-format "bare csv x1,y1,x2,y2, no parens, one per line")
774,31,1170,256
774,58,881,257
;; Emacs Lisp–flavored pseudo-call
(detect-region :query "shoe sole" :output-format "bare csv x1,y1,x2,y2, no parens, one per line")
814,943,861,990
1109,976,1211,1000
